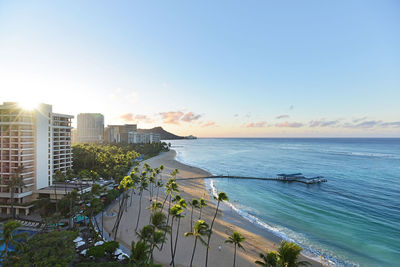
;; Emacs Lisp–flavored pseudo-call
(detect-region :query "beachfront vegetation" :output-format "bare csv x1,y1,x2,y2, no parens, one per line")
225,231,245,267
255,241,310,267
205,191,229,267
185,219,210,267
72,143,140,180
5,229,78,266
6,165,25,220
0,220,28,263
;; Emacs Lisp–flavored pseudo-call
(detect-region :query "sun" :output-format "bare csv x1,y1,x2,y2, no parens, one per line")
18,100,39,110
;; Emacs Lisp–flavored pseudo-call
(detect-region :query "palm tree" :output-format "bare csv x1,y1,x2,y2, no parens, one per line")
255,249,278,267
130,240,150,266
173,199,187,259
190,199,199,231
225,231,245,267
198,197,207,219
149,211,169,260
169,204,183,267
6,165,25,219
53,170,66,211
160,177,179,250
155,179,164,203
135,173,149,231
205,191,228,267
0,220,28,261
185,220,210,267
277,241,310,267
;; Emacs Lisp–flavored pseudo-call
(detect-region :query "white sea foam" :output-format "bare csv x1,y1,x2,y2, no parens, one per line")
208,179,358,267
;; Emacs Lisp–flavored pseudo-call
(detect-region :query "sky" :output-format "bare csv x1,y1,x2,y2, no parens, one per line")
0,0,399,137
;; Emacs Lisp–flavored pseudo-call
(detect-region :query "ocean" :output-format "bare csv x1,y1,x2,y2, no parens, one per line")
168,138,400,267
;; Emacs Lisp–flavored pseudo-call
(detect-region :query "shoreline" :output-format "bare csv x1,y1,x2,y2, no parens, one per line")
103,150,322,266
172,150,323,266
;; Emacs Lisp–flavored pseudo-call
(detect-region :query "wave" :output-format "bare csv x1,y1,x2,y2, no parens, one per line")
280,146,400,160
208,179,358,267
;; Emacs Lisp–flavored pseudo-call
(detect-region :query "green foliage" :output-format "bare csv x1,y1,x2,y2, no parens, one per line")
225,231,245,250
277,241,310,267
255,241,310,267
87,245,106,259
215,191,229,202
255,250,278,267
103,241,119,256
16,230,78,266
0,220,28,262
72,143,140,180
34,198,53,217
104,189,121,206
130,240,150,266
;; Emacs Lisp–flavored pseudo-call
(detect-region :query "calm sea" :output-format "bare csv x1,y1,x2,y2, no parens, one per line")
168,138,400,267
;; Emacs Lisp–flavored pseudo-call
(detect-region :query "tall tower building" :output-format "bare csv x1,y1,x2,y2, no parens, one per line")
77,113,104,143
0,102,73,215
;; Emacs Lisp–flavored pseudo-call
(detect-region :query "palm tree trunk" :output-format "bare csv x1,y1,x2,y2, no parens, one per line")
199,206,203,219
54,183,58,212
170,217,175,267
173,217,181,262
4,241,8,259
205,201,220,267
156,184,161,203
161,193,169,211
233,244,237,267
135,190,143,231
190,236,198,267
10,189,15,219
190,206,194,231
160,194,171,250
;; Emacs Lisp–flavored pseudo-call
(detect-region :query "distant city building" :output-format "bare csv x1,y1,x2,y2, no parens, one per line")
0,102,73,215
128,132,161,144
104,124,137,143
104,124,160,144
76,113,104,143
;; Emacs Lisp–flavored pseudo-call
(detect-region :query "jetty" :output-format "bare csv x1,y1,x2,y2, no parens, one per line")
176,173,327,185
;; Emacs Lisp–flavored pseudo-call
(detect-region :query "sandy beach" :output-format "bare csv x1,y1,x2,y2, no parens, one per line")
103,150,321,266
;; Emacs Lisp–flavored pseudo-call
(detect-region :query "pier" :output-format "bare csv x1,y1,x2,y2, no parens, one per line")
176,173,327,184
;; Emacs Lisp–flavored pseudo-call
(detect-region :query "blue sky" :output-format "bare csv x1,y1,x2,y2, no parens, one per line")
0,0,399,137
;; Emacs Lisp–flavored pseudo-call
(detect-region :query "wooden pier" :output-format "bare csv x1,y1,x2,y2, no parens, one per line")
176,174,327,184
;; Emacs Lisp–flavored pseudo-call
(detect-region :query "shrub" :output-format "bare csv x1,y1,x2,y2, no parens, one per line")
87,245,105,259
103,240,119,256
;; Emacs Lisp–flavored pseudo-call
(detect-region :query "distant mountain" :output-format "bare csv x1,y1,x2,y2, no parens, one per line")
137,127,185,140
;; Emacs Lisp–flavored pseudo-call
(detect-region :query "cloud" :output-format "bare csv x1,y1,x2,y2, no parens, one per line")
276,114,290,119
159,111,202,124
381,121,400,128
246,121,268,128
159,111,184,124
309,119,341,128
202,121,216,127
121,113,153,123
353,117,367,123
275,121,304,128
181,112,202,122
343,120,382,129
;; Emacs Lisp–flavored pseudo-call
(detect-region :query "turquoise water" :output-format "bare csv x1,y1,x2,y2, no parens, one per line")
169,138,400,267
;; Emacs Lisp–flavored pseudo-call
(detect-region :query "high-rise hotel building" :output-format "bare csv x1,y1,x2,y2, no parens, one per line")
0,102,73,215
77,113,104,143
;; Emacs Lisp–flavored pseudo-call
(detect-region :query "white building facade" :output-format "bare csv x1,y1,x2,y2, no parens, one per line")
0,102,73,215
